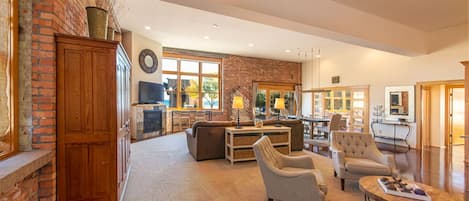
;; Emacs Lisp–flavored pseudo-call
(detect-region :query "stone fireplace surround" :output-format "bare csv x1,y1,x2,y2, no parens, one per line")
132,104,167,141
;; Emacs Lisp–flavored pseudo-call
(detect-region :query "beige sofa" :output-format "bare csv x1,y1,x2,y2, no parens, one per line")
253,136,327,201
330,131,397,190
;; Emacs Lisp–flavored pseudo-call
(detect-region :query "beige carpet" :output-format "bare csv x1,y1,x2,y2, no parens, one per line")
124,133,363,201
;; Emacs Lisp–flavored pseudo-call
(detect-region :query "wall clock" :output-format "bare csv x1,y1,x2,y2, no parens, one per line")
138,49,158,73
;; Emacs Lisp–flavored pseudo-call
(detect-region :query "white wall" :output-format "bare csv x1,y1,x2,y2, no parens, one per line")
301,24,469,148
122,31,163,139
129,32,163,104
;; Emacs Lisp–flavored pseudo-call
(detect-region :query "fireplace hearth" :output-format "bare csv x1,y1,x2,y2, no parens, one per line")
133,104,167,141
143,110,162,133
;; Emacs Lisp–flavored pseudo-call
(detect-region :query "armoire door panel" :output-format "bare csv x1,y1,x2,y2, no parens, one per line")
92,51,116,133
89,143,113,200
65,144,89,201
116,65,122,128
63,49,84,133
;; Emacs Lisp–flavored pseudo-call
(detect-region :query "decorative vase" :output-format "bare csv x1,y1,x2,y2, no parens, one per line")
86,7,108,39
107,27,115,40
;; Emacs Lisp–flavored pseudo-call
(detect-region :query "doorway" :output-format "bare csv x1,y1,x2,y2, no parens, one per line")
417,80,464,149
416,80,465,197
254,82,296,120
446,86,465,146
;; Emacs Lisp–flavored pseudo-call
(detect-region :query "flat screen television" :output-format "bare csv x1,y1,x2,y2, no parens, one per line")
138,81,164,104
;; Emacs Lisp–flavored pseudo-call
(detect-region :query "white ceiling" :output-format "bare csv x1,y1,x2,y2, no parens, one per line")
116,0,363,62
115,0,467,62
331,0,468,32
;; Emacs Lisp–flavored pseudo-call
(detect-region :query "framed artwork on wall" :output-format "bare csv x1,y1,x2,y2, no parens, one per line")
384,86,415,122
0,0,18,159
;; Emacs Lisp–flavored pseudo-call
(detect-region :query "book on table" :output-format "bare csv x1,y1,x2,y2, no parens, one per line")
377,177,431,201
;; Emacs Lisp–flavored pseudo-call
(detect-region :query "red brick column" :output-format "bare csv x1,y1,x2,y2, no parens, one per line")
31,1,57,199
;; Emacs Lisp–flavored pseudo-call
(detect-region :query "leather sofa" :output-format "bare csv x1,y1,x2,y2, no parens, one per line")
185,120,304,161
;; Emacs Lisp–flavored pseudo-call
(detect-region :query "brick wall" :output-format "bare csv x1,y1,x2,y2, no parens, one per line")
0,172,39,201
212,55,301,120
25,0,115,200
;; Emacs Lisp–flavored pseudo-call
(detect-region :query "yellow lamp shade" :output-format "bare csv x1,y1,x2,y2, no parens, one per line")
232,96,244,109
274,98,285,109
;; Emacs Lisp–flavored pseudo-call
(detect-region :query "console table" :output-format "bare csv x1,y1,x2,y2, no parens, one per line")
371,121,410,152
225,126,291,165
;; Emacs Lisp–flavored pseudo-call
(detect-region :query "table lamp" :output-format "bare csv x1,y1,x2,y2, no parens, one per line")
232,96,244,129
274,98,285,127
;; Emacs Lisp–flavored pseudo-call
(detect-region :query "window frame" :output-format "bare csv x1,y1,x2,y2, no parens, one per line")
311,85,369,132
0,0,19,160
162,53,222,111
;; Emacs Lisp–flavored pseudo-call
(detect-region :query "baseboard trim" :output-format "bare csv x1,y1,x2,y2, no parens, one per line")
119,165,132,201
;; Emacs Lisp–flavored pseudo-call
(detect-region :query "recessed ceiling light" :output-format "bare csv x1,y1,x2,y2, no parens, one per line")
212,24,219,28
285,49,291,53
203,36,210,40
248,43,254,47
144,26,151,30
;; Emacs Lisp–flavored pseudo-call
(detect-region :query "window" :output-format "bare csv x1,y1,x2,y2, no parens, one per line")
0,0,18,159
255,83,296,120
162,54,221,110
312,86,369,132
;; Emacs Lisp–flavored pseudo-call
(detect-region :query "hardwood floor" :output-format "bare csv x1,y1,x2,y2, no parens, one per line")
313,143,465,199
381,144,465,199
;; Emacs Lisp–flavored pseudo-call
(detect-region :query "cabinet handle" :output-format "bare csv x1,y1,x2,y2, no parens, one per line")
461,136,469,139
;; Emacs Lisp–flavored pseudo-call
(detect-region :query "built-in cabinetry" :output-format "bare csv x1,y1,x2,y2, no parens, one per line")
225,126,291,165
56,34,131,201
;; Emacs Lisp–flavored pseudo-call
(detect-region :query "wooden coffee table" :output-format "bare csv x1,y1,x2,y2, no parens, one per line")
359,176,461,201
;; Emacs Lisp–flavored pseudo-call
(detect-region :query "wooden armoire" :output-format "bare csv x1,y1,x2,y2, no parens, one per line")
56,34,131,201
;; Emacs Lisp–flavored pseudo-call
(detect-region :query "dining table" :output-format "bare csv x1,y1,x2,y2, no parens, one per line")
290,116,331,139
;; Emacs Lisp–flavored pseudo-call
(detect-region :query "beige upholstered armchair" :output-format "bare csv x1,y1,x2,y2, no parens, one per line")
330,131,396,191
253,136,327,201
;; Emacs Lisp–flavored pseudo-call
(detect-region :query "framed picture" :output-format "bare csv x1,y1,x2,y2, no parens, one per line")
0,0,18,159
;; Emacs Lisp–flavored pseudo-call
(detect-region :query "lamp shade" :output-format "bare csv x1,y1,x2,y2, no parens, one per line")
232,96,244,109
274,98,285,109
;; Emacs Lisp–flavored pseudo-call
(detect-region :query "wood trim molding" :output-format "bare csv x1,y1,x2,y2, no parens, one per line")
303,85,370,92
0,0,19,160
444,84,464,147
11,0,19,158
163,48,227,61
416,79,464,87
461,61,469,201
415,84,422,150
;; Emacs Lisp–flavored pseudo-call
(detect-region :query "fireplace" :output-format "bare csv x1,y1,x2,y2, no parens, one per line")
133,104,166,141
143,110,162,133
